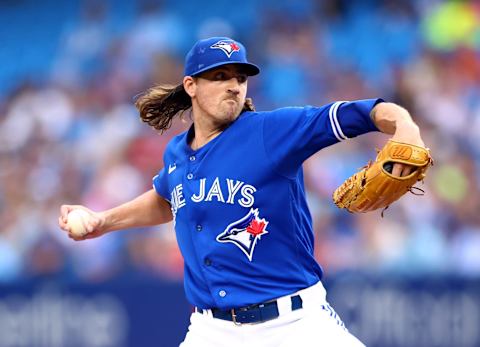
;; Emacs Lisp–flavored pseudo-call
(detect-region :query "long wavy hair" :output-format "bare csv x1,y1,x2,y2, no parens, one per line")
135,83,255,133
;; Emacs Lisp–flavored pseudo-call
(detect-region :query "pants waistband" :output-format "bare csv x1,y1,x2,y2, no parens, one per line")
196,281,326,325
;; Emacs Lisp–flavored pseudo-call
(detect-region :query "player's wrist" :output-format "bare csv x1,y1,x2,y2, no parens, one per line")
97,210,115,234
99,208,134,234
391,120,424,147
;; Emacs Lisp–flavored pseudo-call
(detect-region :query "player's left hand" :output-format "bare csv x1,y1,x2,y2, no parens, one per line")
390,162,412,177
390,124,426,177
332,139,433,214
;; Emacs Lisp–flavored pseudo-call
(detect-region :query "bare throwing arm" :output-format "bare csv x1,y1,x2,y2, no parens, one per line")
59,189,173,241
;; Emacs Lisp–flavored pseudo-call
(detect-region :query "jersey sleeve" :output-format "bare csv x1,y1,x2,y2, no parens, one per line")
152,168,169,201
262,98,382,177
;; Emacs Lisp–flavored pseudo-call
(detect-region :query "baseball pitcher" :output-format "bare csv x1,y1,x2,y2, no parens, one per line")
59,37,431,346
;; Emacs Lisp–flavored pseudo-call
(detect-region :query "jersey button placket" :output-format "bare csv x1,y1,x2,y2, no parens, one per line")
186,152,197,181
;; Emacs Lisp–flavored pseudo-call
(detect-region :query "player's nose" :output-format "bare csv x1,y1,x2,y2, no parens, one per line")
227,87,240,96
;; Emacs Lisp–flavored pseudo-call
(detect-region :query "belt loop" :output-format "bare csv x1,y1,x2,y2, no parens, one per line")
276,294,291,316
195,307,208,316
291,295,303,311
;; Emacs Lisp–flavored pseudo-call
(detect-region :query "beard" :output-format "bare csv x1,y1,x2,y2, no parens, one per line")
221,98,243,120
193,93,246,129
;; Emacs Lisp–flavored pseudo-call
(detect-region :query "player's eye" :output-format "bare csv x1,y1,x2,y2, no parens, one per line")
214,72,227,80
237,74,247,84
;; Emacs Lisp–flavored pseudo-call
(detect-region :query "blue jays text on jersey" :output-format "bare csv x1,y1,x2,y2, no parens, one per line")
168,177,257,222
153,99,382,310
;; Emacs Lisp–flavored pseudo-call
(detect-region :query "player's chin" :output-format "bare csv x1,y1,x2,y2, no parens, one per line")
221,104,242,121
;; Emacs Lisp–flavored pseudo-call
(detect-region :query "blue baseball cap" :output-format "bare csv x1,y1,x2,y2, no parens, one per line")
184,37,260,77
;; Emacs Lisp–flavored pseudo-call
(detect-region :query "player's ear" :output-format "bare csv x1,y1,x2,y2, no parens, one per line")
183,76,196,98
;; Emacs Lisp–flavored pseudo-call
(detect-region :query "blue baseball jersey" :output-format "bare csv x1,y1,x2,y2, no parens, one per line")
153,99,382,310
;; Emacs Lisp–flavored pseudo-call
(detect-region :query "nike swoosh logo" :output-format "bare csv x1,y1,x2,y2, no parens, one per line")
168,163,176,174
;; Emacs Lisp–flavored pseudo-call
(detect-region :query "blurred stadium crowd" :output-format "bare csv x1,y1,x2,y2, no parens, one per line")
1,0,479,284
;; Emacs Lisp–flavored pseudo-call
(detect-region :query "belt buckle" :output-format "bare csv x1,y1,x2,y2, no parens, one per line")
231,308,242,326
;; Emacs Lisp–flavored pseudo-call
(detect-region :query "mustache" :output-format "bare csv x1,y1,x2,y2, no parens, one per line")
226,89,240,97
224,94,239,101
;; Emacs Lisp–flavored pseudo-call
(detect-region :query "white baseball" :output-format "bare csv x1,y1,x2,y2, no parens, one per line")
67,209,91,237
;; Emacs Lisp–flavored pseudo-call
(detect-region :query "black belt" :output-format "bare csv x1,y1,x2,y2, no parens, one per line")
199,295,303,325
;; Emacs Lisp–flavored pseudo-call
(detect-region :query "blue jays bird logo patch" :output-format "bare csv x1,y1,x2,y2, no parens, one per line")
216,208,269,261
210,40,240,58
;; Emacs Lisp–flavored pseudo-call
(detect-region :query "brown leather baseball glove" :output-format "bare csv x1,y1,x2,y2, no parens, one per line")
332,140,433,214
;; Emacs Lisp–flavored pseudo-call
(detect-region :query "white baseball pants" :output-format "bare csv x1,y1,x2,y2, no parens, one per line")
179,281,365,347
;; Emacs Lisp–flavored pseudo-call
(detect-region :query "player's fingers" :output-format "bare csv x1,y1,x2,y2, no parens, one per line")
83,214,98,233
58,216,65,228
392,163,404,177
85,222,95,234
67,233,77,241
68,231,87,241
401,166,413,177
83,231,100,239
60,205,71,221
60,204,80,223
58,216,70,232
63,209,103,241
71,223,101,241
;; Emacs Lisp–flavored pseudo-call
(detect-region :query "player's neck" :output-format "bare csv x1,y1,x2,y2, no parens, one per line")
190,108,233,150
190,122,224,151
